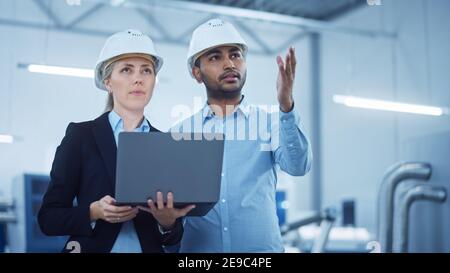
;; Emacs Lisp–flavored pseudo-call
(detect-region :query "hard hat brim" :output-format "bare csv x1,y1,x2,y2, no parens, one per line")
188,43,247,78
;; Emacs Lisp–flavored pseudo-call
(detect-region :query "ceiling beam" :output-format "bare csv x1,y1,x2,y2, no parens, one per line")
0,18,111,37
33,0,62,27
65,3,105,28
274,30,311,53
174,14,218,43
231,19,273,54
0,18,274,56
136,9,174,41
115,0,396,39
320,0,366,21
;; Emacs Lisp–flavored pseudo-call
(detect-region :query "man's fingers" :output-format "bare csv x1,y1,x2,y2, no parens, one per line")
166,192,174,209
178,204,196,217
156,191,164,209
147,199,157,211
290,46,296,77
277,55,285,75
285,51,292,80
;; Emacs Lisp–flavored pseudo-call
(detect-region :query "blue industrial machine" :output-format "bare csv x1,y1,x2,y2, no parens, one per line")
276,190,287,226
7,174,67,252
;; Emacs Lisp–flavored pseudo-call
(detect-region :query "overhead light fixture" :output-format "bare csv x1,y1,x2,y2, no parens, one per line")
0,134,14,144
110,0,127,7
18,62,164,83
66,0,81,6
18,63,94,78
333,95,447,116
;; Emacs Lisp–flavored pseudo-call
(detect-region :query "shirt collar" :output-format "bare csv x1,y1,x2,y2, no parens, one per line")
201,95,250,122
109,110,150,132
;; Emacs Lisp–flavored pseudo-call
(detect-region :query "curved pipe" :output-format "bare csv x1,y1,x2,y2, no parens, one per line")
377,162,432,253
280,207,337,236
280,213,322,236
396,185,447,253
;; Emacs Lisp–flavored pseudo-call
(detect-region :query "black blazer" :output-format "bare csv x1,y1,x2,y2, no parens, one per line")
38,112,183,253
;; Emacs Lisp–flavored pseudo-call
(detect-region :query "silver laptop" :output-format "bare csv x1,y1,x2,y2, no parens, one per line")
115,132,224,216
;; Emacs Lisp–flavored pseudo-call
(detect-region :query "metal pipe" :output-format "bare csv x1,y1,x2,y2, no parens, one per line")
377,162,432,253
395,185,446,253
280,213,322,236
311,219,334,253
280,207,337,236
281,207,336,253
310,33,322,212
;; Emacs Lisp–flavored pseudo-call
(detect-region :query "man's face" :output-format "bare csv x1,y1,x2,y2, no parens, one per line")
193,45,247,99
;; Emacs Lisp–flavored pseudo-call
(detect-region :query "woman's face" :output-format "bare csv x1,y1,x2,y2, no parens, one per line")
105,56,156,113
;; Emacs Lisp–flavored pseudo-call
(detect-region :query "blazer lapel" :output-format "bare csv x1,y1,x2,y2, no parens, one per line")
92,112,117,192
148,119,160,132
91,114,160,193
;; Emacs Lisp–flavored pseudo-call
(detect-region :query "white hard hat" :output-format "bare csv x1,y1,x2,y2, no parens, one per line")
95,29,163,91
187,18,248,78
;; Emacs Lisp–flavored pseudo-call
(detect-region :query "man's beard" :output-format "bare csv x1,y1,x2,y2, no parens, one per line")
202,70,247,100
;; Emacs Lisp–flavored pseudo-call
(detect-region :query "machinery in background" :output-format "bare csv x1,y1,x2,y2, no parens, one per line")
280,199,374,253
395,184,446,252
377,162,433,253
280,207,338,253
0,197,16,252
402,133,450,253
7,174,67,252
276,191,287,226
377,161,448,253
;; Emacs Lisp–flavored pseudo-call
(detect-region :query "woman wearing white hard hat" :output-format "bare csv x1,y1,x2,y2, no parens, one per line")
38,29,194,253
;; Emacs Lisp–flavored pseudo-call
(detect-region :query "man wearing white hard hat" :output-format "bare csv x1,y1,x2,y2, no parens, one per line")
38,29,194,253
171,18,312,253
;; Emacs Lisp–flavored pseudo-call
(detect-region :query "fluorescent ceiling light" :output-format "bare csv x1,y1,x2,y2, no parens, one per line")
20,63,163,83
0,134,14,144
23,64,94,78
333,95,446,116
110,0,127,6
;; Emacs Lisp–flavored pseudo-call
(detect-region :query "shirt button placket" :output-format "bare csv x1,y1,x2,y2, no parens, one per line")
219,168,231,252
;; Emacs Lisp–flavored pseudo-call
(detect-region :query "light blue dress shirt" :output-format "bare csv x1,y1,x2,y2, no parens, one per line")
171,98,312,253
108,110,150,253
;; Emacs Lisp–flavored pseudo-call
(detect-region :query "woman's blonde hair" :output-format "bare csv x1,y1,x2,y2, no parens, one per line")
102,55,156,113
103,62,116,112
